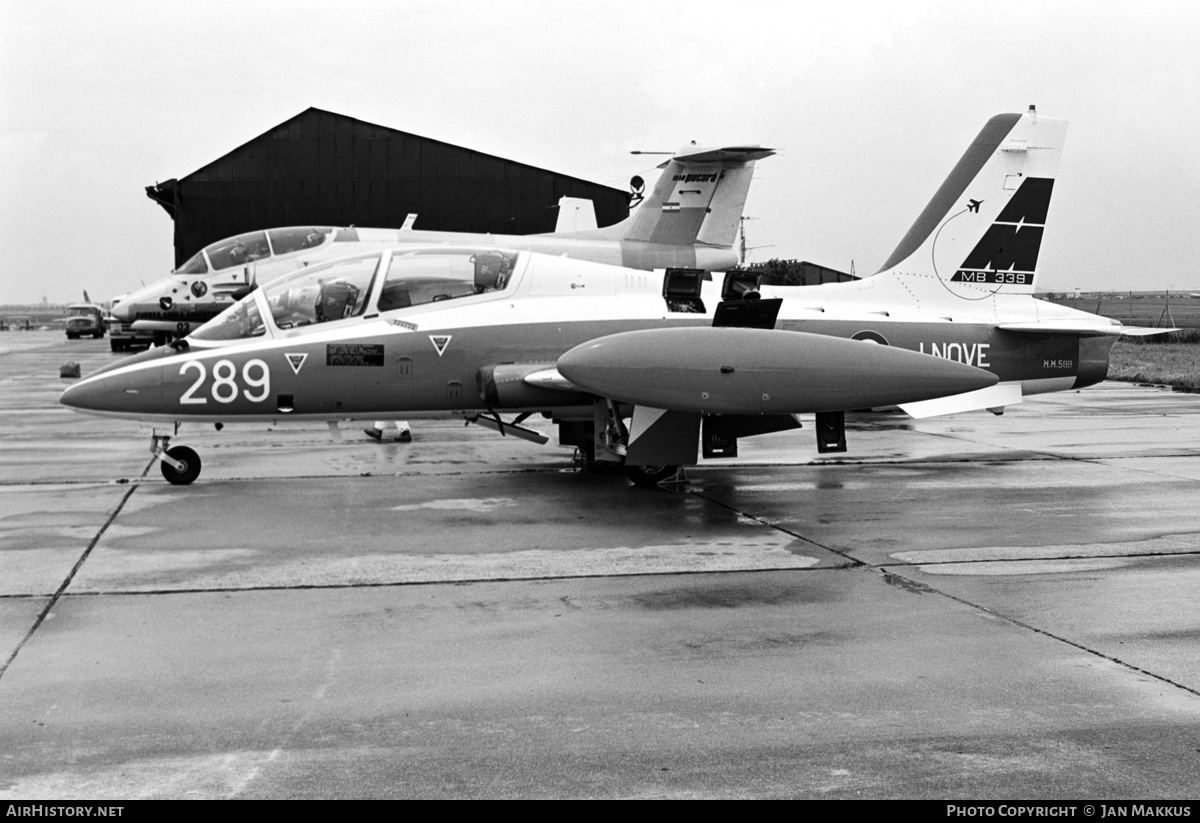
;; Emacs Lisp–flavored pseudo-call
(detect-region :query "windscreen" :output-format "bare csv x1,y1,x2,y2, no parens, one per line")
190,253,384,341
175,250,209,275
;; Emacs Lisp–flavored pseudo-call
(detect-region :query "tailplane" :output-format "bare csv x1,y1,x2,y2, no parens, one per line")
871,108,1067,305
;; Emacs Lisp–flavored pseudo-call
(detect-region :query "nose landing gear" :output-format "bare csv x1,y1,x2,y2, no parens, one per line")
150,433,202,485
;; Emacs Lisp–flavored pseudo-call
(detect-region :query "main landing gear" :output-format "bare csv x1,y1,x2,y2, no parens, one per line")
597,404,680,489
623,463,679,488
150,433,202,485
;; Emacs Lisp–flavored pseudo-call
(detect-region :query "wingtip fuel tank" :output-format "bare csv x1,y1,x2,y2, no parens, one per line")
556,327,998,416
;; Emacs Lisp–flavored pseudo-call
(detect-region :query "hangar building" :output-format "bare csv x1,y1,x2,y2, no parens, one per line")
146,107,631,269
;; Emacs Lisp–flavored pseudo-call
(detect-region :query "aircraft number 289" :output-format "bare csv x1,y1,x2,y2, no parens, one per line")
180,359,270,404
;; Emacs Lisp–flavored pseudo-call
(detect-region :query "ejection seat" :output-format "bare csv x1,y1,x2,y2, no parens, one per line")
473,252,509,293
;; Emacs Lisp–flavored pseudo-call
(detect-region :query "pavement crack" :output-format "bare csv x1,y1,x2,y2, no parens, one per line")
685,489,864,567
0,458,150,682
877,565,1200,700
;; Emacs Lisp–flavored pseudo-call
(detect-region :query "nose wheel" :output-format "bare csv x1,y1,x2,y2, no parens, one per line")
161,446,202,485
150,433,202,485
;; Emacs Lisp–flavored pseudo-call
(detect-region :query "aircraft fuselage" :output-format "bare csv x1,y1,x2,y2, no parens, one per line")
63,251,1116,425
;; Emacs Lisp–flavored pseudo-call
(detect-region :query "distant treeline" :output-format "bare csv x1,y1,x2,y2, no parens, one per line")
742,259,856,287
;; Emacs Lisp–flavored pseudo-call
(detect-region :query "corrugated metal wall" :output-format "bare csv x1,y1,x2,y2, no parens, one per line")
150,108,630,268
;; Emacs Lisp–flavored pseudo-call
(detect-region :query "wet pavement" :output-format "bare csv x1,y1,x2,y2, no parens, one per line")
2,331,1199,798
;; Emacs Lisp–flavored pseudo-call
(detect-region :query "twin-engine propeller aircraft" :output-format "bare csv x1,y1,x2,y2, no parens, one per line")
108,144,773,345
62,109,1157,487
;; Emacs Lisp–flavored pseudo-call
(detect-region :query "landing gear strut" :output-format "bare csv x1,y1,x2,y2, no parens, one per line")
151,433,202,485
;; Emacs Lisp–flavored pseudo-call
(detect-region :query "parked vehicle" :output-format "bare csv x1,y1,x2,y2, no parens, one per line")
64,303,106,339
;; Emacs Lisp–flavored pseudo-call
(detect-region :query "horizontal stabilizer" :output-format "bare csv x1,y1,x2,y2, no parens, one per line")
899,383,1023,419
670,145,776,165
999,321,1122,336
1117,326,1181,337
1000,321,1178,338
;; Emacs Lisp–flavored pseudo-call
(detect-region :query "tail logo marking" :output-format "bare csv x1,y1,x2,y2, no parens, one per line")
938,177,1054,297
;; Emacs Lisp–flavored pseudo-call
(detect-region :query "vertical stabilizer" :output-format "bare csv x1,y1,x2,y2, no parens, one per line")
873,109,1067,304
555,197,598,232
621,145,775,247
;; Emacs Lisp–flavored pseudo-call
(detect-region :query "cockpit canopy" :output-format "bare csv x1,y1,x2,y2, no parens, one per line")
190,247,521,342
174,227,332,275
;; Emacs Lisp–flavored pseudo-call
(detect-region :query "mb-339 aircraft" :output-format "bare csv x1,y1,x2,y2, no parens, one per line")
62,109,1157,487
107,144,773,346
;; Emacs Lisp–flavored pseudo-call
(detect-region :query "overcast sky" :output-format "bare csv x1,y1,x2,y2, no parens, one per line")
2,0,1198,304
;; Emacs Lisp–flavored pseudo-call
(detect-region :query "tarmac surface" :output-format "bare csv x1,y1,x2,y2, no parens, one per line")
2,331,1200,799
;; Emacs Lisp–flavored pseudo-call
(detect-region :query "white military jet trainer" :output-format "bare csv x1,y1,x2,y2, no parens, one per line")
63,108,1156,487
108,143,774,345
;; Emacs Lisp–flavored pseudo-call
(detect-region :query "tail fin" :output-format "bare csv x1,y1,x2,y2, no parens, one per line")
872,108,1067,303
554,144,774,250
623,144,775,247
554,196,598,232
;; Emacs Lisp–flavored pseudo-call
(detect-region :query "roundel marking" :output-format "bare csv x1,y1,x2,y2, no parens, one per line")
851,330,889,346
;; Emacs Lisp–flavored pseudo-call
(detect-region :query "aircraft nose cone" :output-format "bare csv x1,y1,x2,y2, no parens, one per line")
59,376,105,413
60,362,164,416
